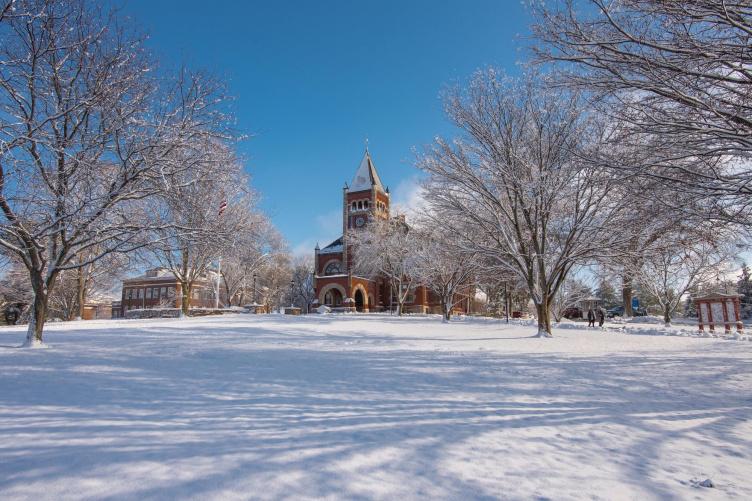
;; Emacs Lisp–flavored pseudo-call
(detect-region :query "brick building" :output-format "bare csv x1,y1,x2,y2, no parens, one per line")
117,268,217,316
313,149,474,314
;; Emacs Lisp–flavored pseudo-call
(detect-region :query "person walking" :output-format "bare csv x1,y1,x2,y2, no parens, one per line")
597,307,605,328
587,308,595,327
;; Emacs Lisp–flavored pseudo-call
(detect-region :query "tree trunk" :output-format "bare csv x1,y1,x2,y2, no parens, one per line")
25,274,48,347
181,282,192,317
535,298,553,337
442,297,451,322
663,305,671,326
622,272,633,317
76,266,86,320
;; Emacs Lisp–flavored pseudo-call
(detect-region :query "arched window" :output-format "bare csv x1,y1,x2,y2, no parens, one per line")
352,201,356,210
324,261,342,275
364,200,369,209
357,201,363,210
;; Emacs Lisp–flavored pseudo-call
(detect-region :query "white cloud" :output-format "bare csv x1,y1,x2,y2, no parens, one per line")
291,208,342,257
391,175,426,216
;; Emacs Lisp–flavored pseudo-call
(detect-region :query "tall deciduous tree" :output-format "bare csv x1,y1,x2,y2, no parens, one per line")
220,215,282,307
531,0,752,221
350,214,417,316
412,224,479,322
145,140,252,316
0,0,230,344
419,69,624,336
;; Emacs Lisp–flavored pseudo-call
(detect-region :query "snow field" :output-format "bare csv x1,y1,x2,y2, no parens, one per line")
0,314,750,500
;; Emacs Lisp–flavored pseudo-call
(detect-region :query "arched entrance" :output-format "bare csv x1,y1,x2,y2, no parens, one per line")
319,284,346,307
325,289,343,306
354,289,365,312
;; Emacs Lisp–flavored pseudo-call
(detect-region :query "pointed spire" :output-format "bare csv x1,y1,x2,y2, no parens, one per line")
350,148,384,192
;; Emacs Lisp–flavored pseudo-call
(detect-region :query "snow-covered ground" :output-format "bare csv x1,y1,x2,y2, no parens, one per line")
1,314,750,500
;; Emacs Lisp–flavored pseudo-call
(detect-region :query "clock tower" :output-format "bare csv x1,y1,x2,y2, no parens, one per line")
343,147,390,236
313,148,390,312
311,147,470,315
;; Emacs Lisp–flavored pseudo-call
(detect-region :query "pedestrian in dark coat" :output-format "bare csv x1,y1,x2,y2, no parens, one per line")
587,308,595,327
597,307,605,327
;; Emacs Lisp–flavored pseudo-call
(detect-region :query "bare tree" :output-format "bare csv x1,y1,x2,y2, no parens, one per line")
220,214,282,307
145,141,251,316
418,69,625,336
289,255,315,313
0,1,235,344
412,224,479,322
551,275,593,322
259,249,292,313
531,1,752,218
350,214,417,316
603,173,698,317
634,230,734,325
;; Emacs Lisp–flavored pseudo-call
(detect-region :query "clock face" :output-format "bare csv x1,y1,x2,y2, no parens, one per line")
355,216,365,227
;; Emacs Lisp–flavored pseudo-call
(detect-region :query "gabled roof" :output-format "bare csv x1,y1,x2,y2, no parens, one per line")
319,236,344,254
349,149,384,192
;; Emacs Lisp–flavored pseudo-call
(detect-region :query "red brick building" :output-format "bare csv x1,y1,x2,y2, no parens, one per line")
313,149,474,314
118,268,217,316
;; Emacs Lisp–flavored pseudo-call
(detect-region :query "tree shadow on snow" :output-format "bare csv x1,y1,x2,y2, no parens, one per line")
0,320,749,499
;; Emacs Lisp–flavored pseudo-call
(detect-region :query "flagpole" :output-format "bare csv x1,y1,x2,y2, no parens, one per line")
215,198,227,310
215,256,221,309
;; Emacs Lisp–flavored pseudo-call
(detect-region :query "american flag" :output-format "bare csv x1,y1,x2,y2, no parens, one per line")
218,199,227,217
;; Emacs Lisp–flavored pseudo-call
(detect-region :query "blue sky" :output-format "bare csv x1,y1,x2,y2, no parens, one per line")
122,1,532,254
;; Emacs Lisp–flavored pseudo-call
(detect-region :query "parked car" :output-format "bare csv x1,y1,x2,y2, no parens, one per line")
607,306,647,318
562,306,583,320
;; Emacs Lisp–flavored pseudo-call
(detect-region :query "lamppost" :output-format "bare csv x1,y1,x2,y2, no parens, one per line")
504,281,509,324
289,279,295,308
253,273,257,304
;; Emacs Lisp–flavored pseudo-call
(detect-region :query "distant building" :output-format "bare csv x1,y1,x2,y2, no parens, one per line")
111,301,122,319
117,268,217,316
313,149,474,314
82,302,112,320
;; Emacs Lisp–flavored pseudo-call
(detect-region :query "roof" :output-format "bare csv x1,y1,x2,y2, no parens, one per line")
349,149,384,192
319,236,343,255
695,293,742,300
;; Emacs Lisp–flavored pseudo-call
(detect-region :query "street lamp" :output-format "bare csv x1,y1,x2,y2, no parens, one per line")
289,279,295,308
504,281,509,324
253,273,257,304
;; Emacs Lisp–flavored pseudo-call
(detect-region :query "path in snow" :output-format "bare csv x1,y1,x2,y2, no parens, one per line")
0,314,750,500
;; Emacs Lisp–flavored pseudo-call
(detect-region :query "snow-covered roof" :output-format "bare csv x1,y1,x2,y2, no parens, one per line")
124,268,175,282
695,293,742,300
349,149,384,192
319,237,343,254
